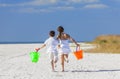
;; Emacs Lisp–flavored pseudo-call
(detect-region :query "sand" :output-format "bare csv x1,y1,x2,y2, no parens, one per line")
0,43,120,79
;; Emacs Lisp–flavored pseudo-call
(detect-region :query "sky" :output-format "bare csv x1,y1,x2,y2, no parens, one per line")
0,0,120,42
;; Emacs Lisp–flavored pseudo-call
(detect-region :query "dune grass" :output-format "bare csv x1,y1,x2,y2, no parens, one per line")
85,35,120,53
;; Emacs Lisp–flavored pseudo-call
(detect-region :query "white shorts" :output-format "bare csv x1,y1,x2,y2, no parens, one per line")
49,52,58,62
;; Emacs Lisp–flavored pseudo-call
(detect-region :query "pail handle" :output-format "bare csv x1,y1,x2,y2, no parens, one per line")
76,46,80,51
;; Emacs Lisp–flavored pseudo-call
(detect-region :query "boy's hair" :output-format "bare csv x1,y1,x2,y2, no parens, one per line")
49,30,55,37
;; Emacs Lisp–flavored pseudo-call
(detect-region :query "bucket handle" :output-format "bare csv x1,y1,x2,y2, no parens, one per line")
76,46,80,51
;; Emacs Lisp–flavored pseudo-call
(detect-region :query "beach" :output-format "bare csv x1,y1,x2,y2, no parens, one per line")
0,43,120,79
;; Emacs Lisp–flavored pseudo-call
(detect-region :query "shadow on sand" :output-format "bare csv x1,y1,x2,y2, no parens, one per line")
71,69,120,73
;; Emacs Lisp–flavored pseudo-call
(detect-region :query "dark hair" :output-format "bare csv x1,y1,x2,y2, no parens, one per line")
57,26,64,39
57,26,64,32
49,30,55,37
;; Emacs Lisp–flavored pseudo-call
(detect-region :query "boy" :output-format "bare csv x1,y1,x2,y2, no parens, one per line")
35,30,58,72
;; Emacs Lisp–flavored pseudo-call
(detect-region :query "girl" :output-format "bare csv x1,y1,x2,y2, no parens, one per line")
57,26,80,72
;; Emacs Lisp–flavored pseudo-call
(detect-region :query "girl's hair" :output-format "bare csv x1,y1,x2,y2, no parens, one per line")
57,26,64,39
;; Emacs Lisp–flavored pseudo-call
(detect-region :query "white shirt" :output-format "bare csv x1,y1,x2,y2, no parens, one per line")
44,37,58,53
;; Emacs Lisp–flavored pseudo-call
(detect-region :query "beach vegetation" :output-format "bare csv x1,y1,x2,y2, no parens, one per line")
85,35,120,53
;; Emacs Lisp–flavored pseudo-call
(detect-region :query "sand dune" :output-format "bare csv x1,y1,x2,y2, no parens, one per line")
0,43,120,79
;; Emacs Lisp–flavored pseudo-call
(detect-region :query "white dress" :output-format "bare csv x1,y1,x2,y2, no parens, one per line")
58,39,71,55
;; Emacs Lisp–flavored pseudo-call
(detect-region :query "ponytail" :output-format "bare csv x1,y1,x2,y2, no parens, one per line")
57,32,62,39
57,26,64,39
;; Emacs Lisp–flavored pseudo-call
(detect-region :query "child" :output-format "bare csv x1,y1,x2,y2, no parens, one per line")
57,26,80,72
35,30,58,72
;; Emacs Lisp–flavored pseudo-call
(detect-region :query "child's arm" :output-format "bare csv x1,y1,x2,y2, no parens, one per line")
67,34,80,47
70,37,79,46
35,44,46,52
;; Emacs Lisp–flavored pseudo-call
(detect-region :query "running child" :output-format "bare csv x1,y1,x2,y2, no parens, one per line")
35,30,58,72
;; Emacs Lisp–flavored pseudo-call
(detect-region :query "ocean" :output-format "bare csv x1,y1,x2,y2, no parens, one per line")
0,42,43,44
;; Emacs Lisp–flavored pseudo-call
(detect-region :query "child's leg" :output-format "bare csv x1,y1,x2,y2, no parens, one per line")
54,56,58,63
51,60,54,71
64,54,69,63
54,53,58,63
49,52,55,71
64,54,68,59
61,54,64,72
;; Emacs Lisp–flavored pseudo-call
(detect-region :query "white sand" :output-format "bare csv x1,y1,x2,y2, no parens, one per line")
0,43,120,79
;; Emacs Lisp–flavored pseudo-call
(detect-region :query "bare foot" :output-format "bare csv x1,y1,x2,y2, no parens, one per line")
52,69,55,72
61,70,64,72
64,58,69,63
